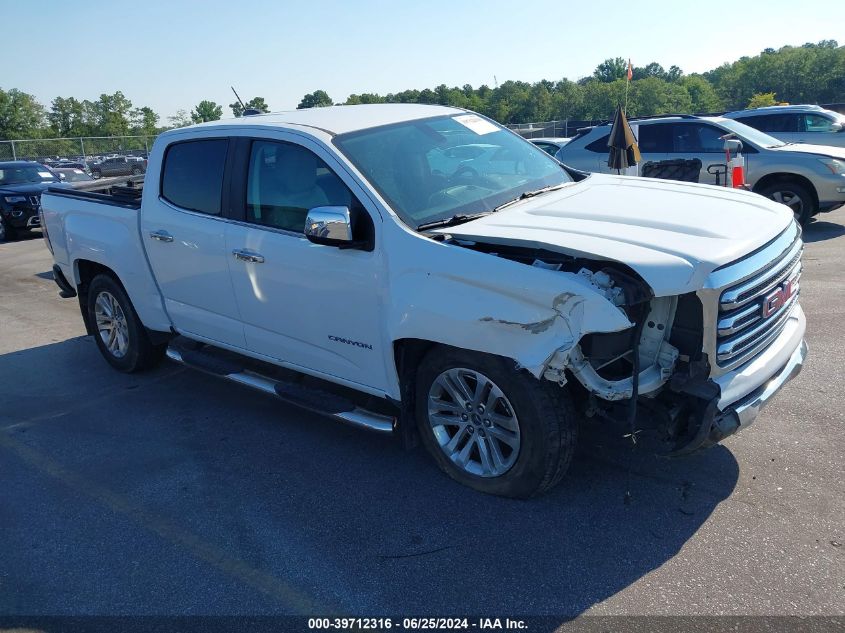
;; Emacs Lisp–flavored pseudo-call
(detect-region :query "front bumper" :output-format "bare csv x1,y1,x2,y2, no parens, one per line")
2,205,40,229
715,336,807,433
668,303,806,455
815,174,845,212
714,302,806,410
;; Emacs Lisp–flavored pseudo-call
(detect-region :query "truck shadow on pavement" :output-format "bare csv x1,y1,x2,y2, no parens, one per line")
0,336,739,618
802,219,845,243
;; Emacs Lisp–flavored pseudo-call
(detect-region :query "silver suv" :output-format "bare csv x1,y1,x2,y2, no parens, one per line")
723,105,845,148
555,115,845,223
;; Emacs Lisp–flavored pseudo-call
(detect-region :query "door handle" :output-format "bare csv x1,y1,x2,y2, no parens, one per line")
149,230,174,242
232,249,265,264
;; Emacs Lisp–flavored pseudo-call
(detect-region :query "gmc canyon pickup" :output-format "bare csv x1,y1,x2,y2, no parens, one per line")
41,104,807,498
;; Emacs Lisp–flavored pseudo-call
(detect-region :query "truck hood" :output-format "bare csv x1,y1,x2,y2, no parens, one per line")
434,174,794,296
768,143,845,160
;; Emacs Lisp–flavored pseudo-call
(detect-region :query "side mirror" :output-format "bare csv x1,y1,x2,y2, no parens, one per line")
831,121,843,132
304,206,353,247
58,173,67,180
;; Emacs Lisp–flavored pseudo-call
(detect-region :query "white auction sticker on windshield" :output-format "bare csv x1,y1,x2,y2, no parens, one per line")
453,114,499,135
38,171,53,178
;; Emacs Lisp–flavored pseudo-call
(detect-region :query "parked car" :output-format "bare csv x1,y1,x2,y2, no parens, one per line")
555,114,845,223
0,161,70,241
723,105,845,148
53,167,141,193
530,137,571,155
427,143,527,180
52,168,95,183
44,159,88,171
91,155,147,179
41,105,806,498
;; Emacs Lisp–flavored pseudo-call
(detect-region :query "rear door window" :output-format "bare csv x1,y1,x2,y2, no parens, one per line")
740,114,799,133
637,124,673,152
161,139,229,215
584,133,610,153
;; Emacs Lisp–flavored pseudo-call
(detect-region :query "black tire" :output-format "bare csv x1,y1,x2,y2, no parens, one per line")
758,181,814,225
415,347,577,498
87,274,167,373
0,217,12,242
91,170,102,179
131,167,142,176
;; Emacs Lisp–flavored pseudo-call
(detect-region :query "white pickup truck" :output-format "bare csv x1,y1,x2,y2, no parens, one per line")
41,104,807,498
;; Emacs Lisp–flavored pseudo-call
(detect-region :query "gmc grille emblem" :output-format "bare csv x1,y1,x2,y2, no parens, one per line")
762,278,798,318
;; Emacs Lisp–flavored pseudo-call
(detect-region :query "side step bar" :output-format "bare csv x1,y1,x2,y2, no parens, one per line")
165,347,395,434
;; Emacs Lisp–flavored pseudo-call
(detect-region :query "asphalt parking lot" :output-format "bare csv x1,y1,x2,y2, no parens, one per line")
0,212,843,621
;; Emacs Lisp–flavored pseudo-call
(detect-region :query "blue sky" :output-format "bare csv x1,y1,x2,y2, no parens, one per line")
5,0,840,120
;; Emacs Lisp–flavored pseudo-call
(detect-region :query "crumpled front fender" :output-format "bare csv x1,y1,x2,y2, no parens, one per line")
387,235,633,383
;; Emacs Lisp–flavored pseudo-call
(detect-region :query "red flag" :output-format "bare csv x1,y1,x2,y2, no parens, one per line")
627,59,633,81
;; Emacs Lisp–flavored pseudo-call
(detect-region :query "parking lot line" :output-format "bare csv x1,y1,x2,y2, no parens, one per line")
0,430,333,615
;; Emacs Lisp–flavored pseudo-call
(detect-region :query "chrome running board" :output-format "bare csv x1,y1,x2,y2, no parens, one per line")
166,347,395,434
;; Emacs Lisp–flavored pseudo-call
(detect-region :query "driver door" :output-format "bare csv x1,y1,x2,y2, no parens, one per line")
224,137,389,391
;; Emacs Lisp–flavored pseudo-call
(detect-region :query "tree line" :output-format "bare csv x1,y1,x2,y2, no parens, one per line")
299,41,843,123
1,40,842,143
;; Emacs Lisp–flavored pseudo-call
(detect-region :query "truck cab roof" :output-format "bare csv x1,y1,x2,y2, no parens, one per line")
180,104,466,137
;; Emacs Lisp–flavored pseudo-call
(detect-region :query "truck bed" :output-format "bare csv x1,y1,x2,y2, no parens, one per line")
46,180,144,210
40,182,172,333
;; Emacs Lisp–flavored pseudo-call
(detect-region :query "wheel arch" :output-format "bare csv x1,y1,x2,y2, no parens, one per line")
75,260,120,335
74,259,171,344
753,172,819,211
392,338,546,449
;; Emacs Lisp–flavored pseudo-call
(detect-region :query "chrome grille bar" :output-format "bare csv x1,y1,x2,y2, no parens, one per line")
715,231,802,370
720,240,802,311
717,293,799,364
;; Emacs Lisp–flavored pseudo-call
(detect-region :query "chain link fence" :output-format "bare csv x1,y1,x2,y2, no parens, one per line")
0,135,157,163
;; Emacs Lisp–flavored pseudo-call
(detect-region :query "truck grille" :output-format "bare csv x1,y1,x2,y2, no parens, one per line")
715,237,802,370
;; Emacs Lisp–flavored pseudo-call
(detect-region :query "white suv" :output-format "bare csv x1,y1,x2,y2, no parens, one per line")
723,105,845,148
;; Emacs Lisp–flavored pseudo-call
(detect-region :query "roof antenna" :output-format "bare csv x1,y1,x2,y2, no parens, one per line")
493,75,498,88
231,86,245,109
231,86,260,116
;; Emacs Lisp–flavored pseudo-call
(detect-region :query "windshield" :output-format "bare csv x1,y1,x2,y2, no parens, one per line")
0,165,59,186
334,114,571,229
716,118,787,148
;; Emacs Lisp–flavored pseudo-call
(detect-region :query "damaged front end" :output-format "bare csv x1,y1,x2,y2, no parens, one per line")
448,239,728,456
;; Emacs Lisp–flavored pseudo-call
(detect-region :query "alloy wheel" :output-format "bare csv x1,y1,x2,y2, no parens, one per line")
427,367,521,477
770,189,804,222
94,291,130,358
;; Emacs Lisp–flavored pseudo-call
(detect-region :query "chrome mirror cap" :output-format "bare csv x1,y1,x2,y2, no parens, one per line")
304,206,353,245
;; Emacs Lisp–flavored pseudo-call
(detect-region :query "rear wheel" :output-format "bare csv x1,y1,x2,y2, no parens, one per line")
758,182,813,225
91,170,102,179
415,347,577,498
131,166,142,176
87,274,167,372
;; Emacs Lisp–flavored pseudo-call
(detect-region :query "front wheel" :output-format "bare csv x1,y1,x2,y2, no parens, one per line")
758,182,814,225
415,347,577,498
91,170,102,179
0,217,12,242
87,274,167,372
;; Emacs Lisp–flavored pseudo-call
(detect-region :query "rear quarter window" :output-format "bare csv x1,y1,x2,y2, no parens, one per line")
161,139,229,215
584,133,610,152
